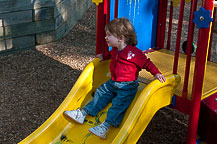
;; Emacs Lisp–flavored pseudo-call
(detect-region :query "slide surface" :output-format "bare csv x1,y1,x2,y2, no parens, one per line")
19,58,180,144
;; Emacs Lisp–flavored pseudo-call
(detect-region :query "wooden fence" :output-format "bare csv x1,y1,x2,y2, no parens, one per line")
0,0,92,54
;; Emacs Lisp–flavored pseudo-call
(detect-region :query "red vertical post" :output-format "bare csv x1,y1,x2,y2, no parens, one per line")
186,0,214,143
166,1,174,50
173,0,185,74
160,0,168,48
156,0,163,48
114,0,119,18
106,0,110,24
156,0,168,49
96,2,107,55
104,0,110,55
182,0,197,99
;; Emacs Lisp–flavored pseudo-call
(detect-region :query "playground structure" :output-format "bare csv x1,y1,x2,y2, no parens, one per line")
18,0,217,144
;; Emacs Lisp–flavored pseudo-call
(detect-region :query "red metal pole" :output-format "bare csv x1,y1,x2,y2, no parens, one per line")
96,3,107,55
186,1,214,143
156,0,163,48
173,0,185,74
160,0,168,48
104,0,110,54
114,0,119,18
104,0,107,14
182,0,197,99
156,0,168,49
166,1,174,50
106,0,110,23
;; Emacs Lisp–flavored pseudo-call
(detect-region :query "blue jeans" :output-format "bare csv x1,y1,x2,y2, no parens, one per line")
83,79,139,127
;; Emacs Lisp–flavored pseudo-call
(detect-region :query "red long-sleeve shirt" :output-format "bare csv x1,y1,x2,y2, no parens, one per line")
103,45,161,82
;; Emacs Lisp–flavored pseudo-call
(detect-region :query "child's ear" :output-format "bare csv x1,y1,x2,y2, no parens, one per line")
120,35,125,41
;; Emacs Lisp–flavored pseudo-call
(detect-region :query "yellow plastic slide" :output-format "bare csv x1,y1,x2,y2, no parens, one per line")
19,58,180,144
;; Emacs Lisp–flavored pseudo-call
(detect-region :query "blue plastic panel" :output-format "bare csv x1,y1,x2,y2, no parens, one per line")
110,0,159,51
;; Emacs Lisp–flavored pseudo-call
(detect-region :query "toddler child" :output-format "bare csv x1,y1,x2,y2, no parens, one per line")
64,17,166,139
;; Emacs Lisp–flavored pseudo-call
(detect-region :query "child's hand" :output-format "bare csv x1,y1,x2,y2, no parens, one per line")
154,73,166,83
96,54,103,62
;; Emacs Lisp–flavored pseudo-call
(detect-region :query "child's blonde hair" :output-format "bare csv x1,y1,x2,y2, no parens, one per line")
105,18,137,46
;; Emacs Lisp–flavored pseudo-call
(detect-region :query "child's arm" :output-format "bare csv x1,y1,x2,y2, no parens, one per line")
133,47,166,83
137,53,166,83
143,60,166,83
96,49,112,62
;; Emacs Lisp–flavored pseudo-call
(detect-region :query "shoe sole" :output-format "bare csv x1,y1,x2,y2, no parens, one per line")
88,129,106,139
63,111,84,124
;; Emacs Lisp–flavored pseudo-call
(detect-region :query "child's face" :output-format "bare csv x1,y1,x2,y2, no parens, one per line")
105,31,120,48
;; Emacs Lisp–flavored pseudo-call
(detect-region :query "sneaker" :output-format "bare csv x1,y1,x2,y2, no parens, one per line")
89,123,108,139
63,109,86,124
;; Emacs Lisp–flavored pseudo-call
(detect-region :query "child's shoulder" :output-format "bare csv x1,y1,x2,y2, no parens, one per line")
128,45,143,54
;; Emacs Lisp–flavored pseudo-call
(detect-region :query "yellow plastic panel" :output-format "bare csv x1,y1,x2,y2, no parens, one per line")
145,49,217,100
19,58,180,144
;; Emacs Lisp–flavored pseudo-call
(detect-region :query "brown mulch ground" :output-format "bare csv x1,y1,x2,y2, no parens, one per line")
1,4,216,144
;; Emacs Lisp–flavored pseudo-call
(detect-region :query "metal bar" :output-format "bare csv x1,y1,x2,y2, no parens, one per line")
156,0,168,49
106,0,110,23
96,3,106,55
182,0,197,99
104,0,110,54
156,0,163,48
114,0,119,18
186,0,214,143
160,0,168,48
173,0,185,74
166,1,174,50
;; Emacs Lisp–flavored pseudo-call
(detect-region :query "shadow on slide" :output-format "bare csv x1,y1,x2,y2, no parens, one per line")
19,58,181,144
